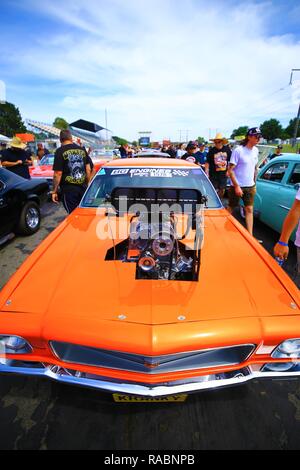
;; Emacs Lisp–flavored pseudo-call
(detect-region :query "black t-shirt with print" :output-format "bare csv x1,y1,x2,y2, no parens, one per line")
53,143,89,191
207,145,232,176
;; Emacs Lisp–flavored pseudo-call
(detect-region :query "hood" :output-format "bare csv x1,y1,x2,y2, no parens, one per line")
1,211,298,332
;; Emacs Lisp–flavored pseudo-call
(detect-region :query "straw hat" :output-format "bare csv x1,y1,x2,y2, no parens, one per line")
210,133,228,145
9,136,26,150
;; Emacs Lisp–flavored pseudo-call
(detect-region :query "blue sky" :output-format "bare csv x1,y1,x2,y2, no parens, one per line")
1,0,300,141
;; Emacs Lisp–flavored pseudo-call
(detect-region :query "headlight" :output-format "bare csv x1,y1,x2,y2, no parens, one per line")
0,335,32,354
272,339,300,359
262,362,296,372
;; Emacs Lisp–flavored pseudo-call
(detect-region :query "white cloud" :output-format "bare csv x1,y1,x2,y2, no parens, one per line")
5,0,300,140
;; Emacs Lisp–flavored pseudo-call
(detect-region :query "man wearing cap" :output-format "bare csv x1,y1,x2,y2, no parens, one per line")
195,142,208,170
227,127,261,236
181,142,201,164
269,145,283,160
1,136,32,179
205,133,231,198
274,190,300,287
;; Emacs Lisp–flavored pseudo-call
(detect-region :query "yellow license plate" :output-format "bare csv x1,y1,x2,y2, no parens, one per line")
113,393,187,403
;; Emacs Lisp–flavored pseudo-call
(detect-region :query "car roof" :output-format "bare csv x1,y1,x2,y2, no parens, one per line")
270,153,300,162
134,151,170,158
104,157,196,167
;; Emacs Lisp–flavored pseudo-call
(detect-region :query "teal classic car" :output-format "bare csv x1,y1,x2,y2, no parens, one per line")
254,154,300,240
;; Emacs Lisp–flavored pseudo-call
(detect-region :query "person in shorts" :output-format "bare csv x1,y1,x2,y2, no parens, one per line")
274,189,300,287
52,130,91,213
205,133,231,198
227,127,261,236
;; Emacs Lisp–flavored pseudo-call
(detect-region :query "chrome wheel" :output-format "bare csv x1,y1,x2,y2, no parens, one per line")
25,207,39,229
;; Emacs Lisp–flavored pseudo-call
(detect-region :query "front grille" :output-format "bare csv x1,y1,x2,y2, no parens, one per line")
50,341,255,374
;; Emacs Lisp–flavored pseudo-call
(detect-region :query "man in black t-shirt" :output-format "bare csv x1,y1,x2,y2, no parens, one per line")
269,145,283,160
205,133,231,198
181,142,200,164
52,130,91,213
1,137,32,179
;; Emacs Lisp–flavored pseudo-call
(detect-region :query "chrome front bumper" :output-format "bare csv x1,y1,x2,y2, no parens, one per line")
1,360,300,396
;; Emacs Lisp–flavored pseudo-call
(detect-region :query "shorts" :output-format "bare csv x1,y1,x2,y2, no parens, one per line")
210,172,227,190
62,186,86,214
228,185,256,208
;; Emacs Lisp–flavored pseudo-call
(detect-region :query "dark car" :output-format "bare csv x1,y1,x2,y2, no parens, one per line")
0,168,49,244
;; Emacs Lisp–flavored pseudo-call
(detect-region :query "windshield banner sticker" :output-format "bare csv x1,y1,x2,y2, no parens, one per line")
109,168,190,178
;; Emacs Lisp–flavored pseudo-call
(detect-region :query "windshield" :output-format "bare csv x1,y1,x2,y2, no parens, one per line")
91,150,113,158
40,155,54,165
81,166,222,209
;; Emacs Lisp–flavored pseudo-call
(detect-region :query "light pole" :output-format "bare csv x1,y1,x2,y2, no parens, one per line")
185,130,191,143
290,69,300,147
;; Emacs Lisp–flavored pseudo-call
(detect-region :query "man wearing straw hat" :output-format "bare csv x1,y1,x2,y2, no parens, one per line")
1,136,32,179
205,133,231,198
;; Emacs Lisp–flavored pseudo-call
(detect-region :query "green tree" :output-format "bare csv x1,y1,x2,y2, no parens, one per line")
280,130,290,141
231,126,248,139
285,118,300,138
260,119,282,141
112,136,128,146
53,117,68,130
0,102,26,137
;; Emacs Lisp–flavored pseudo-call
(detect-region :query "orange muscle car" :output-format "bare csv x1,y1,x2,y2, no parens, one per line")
0,158,299,397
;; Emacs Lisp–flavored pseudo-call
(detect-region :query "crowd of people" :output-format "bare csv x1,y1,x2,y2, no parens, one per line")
1,128,300,281
0,138,50,178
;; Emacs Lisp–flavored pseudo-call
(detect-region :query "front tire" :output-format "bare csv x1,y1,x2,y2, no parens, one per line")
16,201,41,235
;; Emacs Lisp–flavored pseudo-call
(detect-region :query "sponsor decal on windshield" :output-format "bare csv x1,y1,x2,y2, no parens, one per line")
109,168,190,178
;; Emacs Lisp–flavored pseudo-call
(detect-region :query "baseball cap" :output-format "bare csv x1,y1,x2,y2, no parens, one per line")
186,141,198,150
247,127,262,137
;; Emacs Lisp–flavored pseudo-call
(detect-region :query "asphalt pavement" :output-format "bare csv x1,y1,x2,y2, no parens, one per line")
0,202,300,450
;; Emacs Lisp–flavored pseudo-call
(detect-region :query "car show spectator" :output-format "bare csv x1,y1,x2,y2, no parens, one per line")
36,143,49,160
205,133,231,198
52,129,91,213
194,142,207,170
119,143,130,158
181,141,208,168
274,189,300,283
176,143,186,158
166,144,177,158
269,145,283,160
1,136,32,179
0,142,7,162
181,141,199,163
227,127,261,236
161,144,170,154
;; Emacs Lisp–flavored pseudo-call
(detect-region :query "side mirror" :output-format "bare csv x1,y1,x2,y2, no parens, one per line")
294,183,300,190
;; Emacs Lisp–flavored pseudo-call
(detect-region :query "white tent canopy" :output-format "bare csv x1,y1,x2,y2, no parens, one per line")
0,133,10,142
